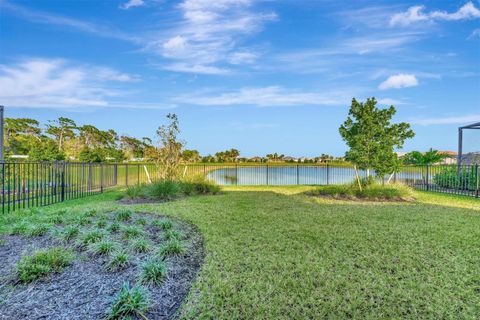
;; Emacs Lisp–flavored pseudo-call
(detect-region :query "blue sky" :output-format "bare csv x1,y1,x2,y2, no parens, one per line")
0,0,479,157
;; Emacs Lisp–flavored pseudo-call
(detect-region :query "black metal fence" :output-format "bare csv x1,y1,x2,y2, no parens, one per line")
1,162,478,213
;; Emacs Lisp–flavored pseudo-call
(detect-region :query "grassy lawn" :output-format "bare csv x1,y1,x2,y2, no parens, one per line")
1,186,479,318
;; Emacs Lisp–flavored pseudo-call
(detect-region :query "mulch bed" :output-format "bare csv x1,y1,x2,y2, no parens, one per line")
0,212,205,320
311,194,415,203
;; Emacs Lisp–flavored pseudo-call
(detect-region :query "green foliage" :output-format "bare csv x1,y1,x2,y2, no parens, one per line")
80,229,105,245
433,166,478,191
107,222,121,233
96,218,107,229
312,183,414,201
131,237,152,253
403,149,450,165
339,98,415,177
153,219,173,230
135,217,148,226
25,224,51,237
123,178,220,201
165,229,182,240
90,240,118,255
121,225,143,240
28,138,65,161
17,247,73,283
107,283,149,320
60,226,80,242
9,222,29,235
158,239,185,256
107,251,130,271
115,208,133,222
139,258,167,286
153,113,183,180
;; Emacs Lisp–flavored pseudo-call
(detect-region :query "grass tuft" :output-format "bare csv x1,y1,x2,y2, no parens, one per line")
311,182,414,201
107,283,149,320
152,219,173,230
121,225,143,240
59,226,80,242
115,208,133,222
25,224,51,237
107,250,130,271
107,222,121,233
17,247,73,283
158,239,185,256
131,237,152,253
139,258,167,286
80,229,105,245
165,229,182,240
90,240,118,256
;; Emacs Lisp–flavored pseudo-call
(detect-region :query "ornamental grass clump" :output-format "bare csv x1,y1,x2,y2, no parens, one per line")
25,224,51,237
115,209,133,222
107,250,130,271
158,239,185,256
131,237,152,253
60,226,80,242
90,240,118,256
80,229,105,245
17,247,73,283
107,283,149,320
139,258,167,286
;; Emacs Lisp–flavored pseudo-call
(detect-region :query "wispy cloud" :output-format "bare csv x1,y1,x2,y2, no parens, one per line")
146,0,276,74
120,0,145,10
390,2,480,26
379,74,419,90
468,28,480,39
410,114,480,126
174,86,355,107
0,58,138,108
0,1,140,42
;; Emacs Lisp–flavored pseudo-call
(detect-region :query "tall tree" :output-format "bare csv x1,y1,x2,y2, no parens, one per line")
46,117,77,152
339,98,415,177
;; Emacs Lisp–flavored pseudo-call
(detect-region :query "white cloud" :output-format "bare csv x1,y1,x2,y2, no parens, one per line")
411,114,480,126
378,74,419,90
174,86,353,107
0,58,137,108
377,98,404,106
1,1,139,42
390,2,480,26
468,28,480,39
120,0,145,10
147,0,276,74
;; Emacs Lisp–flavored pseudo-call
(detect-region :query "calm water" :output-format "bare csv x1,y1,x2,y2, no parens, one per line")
207,166,424,186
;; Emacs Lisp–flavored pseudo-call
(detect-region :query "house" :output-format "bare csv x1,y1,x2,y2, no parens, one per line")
438,151,457,165
283,156,297,162
462,152,480,165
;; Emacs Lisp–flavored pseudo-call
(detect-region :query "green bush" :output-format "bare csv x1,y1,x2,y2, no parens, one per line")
115,208,133,222
122,178,220,201
17,247,73,283
107,250,130,271
139,258,166,286
158,239,185,256
312,182,413,201
433,166,478,191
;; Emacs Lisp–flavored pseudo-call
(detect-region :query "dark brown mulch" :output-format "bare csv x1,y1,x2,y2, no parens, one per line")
117,198,171,205
0,213,205,320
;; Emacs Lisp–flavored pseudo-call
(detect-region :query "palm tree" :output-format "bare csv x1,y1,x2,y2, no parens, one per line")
403,149,450,165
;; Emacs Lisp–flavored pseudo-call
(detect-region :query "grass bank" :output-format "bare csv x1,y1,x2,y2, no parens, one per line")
1,187,479,318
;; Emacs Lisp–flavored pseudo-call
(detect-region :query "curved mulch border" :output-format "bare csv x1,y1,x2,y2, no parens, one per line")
310,194,415,203
0,213,205,320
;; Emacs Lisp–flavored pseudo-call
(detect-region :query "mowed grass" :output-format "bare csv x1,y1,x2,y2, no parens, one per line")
1,186,479,318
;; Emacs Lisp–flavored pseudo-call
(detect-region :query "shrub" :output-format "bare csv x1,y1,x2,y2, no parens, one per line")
17,247,73,283
107,283,149,320
131,238,152,253
147,180,181,200
90,240,118,256
139,258,167,286
125,185,147,199
115,209,133,222
158,239,185,256
107,251,130,271
312,182,413,201
433,166,478,191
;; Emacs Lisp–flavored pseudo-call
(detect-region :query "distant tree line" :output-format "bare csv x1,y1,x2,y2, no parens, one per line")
5,117,343,163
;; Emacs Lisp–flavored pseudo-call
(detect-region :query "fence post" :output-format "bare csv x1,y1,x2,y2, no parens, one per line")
204,164,206,178
114,164,118,186
476,164,479,198
125,164,128,186
266,165,269,186
235,164,238,186
61,162,65,202
296,165,299,185
100,163,104,193
326,164,330,185
426,165,430,191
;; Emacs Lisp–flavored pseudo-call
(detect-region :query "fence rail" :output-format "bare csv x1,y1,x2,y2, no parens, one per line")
1,162,478,213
